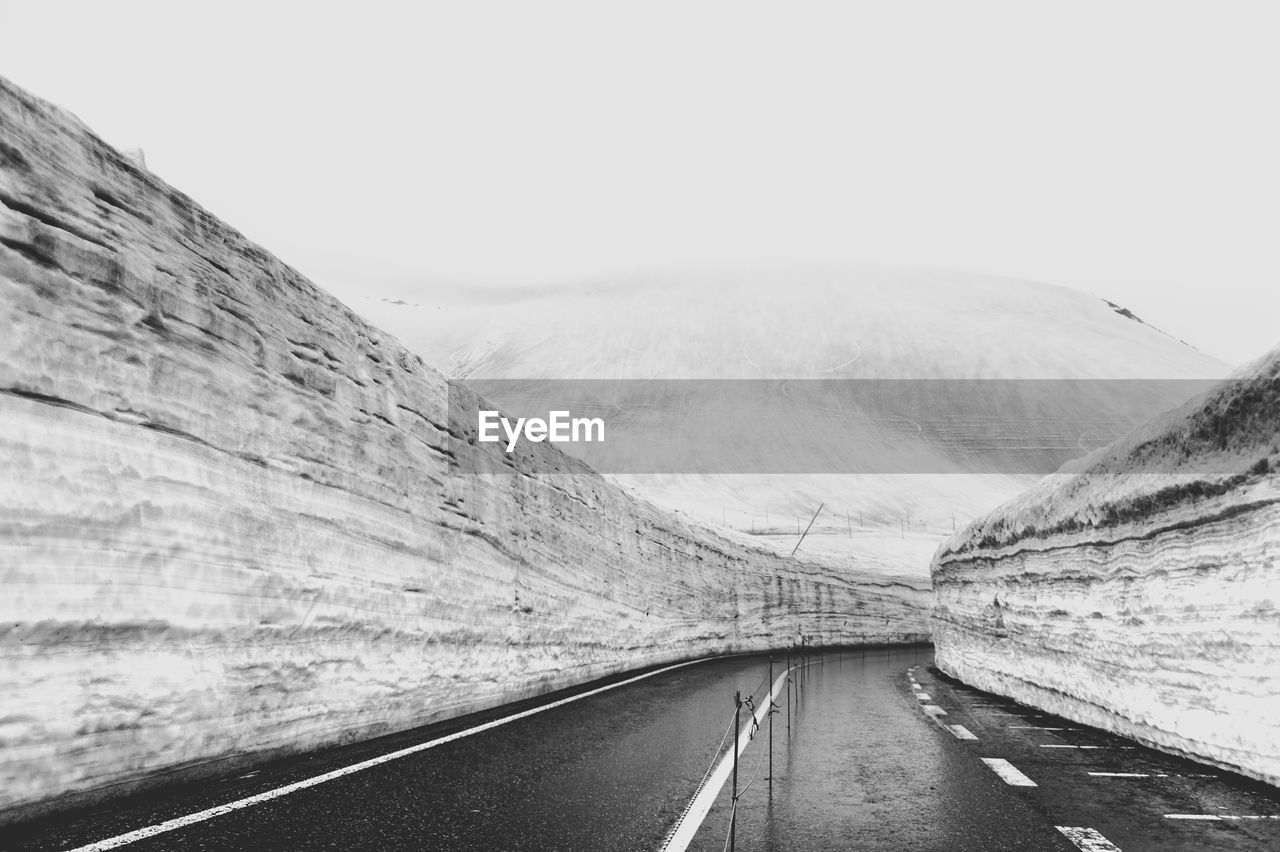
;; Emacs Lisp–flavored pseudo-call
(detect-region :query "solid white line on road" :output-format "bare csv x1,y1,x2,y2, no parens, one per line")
948,725,978,741
1165,814,1280,821
661,665,796,852
922,704,947,716
916,692,932,701
980,758,1037,787
1056,825,1123,851
57,655,732,852
1088,772,1150,778
1009,725,1071,731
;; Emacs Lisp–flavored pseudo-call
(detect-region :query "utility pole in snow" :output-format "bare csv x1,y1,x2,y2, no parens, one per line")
791,503,824,557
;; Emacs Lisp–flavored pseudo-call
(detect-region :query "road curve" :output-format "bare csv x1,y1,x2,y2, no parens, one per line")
6,646,1275,851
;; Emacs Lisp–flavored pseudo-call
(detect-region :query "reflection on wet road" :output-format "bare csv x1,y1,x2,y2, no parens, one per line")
689,648,1068,851
6,645,1278,851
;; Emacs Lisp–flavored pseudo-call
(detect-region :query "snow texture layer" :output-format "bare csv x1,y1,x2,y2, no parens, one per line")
932,345,1280,786
0,76,929,822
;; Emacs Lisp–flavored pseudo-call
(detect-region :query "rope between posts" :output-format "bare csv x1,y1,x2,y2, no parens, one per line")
720,667,784,852
719,799,738,852
658,708,741,852
664,657,806,852
698,711,738,793
734,726,769,799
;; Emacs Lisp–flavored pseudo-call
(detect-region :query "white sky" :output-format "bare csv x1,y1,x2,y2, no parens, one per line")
1,1,1277,365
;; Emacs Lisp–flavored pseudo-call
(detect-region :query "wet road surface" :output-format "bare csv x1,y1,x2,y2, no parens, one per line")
4,645,1278,851
908,664,1280,852
689,651,1071,851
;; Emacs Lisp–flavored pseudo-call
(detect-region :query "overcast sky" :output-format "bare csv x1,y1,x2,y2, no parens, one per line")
2,1,1277,365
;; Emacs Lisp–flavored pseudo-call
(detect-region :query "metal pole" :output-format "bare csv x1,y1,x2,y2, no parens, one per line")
786,648,792,732
768,657,774,786
790,503,825,557
732,691,740,852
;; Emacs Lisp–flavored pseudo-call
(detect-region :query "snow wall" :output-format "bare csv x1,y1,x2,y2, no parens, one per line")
0,76,929,821
932,346,1280,786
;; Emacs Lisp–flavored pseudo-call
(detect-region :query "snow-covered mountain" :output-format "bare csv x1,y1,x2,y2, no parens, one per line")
359,263,1223,382
354,264,1227,572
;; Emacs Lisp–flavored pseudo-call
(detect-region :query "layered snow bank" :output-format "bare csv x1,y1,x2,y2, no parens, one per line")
932,345,1280,785
0,76,927,822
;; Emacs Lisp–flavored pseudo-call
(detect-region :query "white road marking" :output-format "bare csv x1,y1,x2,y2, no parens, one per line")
56,655,733,852
948,725,978,741
1009,725,1070,730
1165,814,1280,821
922,704,947,716
1056,825,1123,851
1040,744,1105,749
661,665,796,852
1088,772,1150,778
981,757,1037,786
916,692,932,701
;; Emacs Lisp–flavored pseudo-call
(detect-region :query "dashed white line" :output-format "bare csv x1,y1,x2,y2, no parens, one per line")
922,704,947,717
1040,744,1106,749
916,692,932,701
981,757,1037,786
1056,825,1122,851
947,725,978,741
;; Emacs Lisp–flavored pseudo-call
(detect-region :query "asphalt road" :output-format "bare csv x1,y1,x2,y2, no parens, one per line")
4,646,1277,851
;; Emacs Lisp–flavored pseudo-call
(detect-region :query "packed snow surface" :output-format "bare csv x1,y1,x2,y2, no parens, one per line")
0,76,927,821
933,344,1280,785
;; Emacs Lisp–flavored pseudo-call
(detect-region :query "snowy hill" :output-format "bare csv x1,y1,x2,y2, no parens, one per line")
353,264,1227,570
357,263,1223,382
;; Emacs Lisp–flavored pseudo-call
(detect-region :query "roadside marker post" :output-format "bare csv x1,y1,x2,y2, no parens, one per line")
731,690,741,852
767,658,774,786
